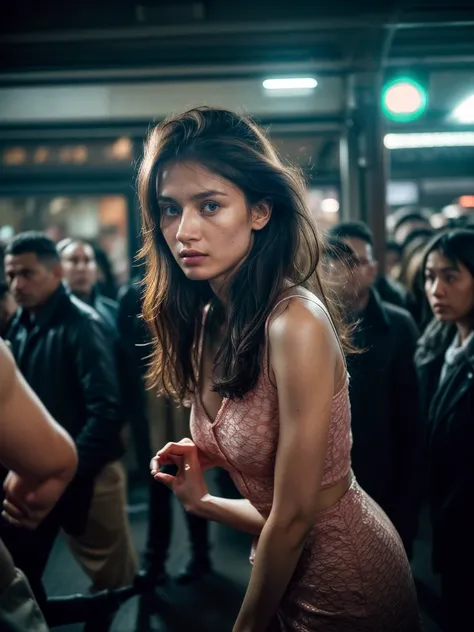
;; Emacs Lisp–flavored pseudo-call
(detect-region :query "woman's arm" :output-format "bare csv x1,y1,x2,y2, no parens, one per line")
195,495,265,535
0,339,78,528
233,299,338,632
152,440,266,535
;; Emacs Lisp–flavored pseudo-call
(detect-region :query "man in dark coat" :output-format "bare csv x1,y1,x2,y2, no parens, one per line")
1,232,131,615
326,224,422,557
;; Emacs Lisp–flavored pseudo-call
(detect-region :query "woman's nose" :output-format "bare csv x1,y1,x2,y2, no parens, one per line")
431,278,445,297
176,209,200,243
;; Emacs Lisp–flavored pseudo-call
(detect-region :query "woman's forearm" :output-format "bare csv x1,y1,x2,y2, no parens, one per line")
193,495,266,535
233,516,309,632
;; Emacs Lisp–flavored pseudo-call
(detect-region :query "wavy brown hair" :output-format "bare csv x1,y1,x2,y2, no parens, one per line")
138,107,348,403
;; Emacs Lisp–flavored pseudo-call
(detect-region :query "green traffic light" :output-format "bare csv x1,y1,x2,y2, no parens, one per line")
381,77,428,122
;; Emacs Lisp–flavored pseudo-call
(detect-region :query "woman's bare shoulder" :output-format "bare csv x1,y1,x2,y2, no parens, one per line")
267,290,345,387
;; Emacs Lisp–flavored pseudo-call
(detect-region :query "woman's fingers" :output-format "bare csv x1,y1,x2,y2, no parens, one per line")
153,472,176,488
1,511,22,527
2,498,28,521
157,441,196,458
178,437,195,446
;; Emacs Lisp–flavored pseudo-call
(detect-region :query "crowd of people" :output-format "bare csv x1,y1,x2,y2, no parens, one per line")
0,106,473,631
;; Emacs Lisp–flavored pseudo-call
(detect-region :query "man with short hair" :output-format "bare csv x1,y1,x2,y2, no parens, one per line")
326,223,422,558
1,232,136,624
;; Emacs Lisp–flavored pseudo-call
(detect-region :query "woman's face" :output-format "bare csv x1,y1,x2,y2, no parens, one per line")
424,250,474,323
61,242,97,296
157,161,270,287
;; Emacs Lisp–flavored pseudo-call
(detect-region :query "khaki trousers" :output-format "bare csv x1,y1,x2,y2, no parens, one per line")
147,392,191,454
66,461,137,591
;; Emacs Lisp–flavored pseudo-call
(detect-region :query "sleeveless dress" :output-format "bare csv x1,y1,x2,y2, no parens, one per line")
190,291,421,631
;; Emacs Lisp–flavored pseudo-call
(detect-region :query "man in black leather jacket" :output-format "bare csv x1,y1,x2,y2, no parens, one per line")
1,232,128,610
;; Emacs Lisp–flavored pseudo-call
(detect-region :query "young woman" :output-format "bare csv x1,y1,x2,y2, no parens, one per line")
415,229,474,630
142,107,421,631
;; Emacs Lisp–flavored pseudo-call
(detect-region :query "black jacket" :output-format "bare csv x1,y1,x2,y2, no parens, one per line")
415,321,474,572
375,275,409,310
89,288,118,334
6,284,124,480
347,289,422,549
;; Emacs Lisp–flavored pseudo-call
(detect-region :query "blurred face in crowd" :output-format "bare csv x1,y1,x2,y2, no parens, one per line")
340,237,378,299
5,253,62,311
158,161,271,290
326,257,358,307
386,248,401,280
0,288,17,333
394,219,430,246
425,250,474,324
61,241,97,298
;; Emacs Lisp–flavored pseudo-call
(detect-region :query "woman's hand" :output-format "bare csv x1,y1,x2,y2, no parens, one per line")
2,471,69,530
150,438,209,513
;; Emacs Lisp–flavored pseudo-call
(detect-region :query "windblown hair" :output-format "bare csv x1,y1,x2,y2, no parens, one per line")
138,107,349,403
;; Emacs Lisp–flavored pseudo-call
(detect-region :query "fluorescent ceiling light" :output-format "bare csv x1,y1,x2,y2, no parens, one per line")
262,77,318,90
452,95,474,123
384,132,474,149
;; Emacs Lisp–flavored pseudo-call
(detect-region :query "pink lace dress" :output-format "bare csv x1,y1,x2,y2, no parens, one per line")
190,292,421,631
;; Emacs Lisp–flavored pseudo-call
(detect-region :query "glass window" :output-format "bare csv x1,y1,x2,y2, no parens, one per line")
1,137,134,169
0,195,130,284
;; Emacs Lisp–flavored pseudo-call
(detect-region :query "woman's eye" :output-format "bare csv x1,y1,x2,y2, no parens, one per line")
202,201,220,213
162,205,179,217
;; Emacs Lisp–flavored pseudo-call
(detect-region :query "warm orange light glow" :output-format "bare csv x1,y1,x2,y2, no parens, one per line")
459,195,474,208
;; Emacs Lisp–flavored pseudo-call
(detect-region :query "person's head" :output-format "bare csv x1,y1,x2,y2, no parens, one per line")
392,208,431,246
422,229,474,327
386,240,402,280
0,282,17,333
323,237,360,308
328,222,378,301
4,232,62,311
58,239,97,298
138,107,343,401
400,227,434,253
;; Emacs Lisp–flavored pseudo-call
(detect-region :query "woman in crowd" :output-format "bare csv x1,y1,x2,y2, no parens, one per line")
415,229,474,631
142,107,420,631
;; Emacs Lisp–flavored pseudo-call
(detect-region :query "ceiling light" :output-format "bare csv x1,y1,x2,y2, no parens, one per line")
384,132,474,149
262,77,318,90
321,198,340,213
452,95,474,124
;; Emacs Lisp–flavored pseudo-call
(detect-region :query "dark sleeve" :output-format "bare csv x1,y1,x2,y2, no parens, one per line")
71,317,124,479
390,312,422,548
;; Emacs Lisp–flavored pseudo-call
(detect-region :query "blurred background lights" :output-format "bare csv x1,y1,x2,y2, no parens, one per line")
263,77,318,90
321,198,340,213
384,132,474,149
381,78,428,122
452,95,474,123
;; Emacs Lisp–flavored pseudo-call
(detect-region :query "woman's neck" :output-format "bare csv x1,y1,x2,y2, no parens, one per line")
456,316,474,345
